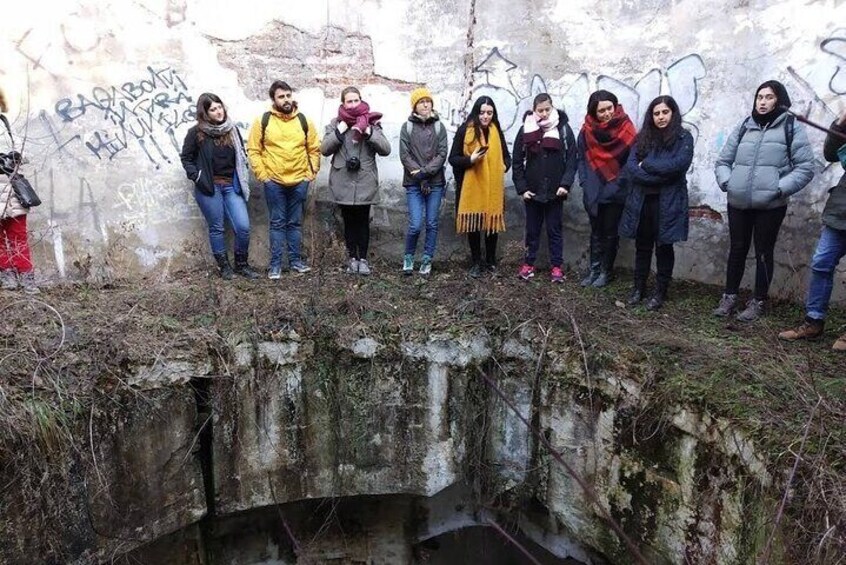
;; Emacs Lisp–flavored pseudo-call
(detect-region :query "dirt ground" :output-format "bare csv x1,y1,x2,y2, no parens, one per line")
1,246,844,562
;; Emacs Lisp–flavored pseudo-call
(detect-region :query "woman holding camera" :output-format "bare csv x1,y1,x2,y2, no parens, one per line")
449,95,511,278
0,87,39,294
321,86,391,275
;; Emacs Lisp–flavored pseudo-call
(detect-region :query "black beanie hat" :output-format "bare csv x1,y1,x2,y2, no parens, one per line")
754,80,792,111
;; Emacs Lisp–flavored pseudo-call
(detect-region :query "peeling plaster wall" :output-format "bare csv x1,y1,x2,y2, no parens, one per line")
1,0,844,300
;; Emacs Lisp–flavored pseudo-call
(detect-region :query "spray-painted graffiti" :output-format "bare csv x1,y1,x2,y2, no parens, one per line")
443,48,706,144
53,66,194,168
115,177,201,225
821,31,846,96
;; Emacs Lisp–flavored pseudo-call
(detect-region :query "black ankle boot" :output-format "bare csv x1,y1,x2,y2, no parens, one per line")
234,253,259,279
627,283,645,305
214,253,234,280
646,285,668,311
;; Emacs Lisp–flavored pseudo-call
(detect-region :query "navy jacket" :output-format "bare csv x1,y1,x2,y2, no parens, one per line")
576,131,631,216
619,129,695,245
511,110,577,204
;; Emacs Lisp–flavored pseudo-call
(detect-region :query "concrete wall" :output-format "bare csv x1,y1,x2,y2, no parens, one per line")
1,0,844,300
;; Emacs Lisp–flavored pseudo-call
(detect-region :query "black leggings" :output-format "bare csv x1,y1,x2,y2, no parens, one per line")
588,202,624,271
468,232,498,265
340,204,371,259
724,205,787,299
634,194,675,290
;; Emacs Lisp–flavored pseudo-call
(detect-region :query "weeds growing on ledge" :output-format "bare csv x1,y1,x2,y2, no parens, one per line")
0,246,844,563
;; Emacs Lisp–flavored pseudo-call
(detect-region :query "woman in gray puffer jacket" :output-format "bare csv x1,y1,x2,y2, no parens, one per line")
713,80,815,321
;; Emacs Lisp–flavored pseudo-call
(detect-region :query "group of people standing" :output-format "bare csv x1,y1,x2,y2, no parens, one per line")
2,78,840,350
177,78,846,349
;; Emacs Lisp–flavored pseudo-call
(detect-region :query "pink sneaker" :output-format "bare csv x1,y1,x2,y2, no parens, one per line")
550,266,564,283
518,264,535,280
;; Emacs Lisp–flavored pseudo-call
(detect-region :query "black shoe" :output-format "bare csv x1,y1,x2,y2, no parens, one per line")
627,286,644,305
646,292,665,311
214,253,234,280
234,253,260,280
469,262,483,278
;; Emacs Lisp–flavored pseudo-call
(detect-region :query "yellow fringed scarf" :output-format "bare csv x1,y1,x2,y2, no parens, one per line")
456,123,506,234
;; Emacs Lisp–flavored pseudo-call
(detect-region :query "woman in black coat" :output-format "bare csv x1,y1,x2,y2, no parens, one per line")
512,93,576,283
180,93,258,280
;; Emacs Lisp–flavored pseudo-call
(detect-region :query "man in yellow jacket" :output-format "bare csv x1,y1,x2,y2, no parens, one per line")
247,80,320,278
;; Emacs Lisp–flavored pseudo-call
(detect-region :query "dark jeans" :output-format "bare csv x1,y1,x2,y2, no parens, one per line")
264,180,309,268
524,199,563,267
194,184,250,256
724,205,787,299
588,203,624,271
340,204,371,259
634,194,674,290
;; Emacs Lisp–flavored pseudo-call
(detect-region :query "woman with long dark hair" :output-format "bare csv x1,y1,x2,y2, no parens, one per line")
320,86,391,276
180,92,259,280
449,95,512,278
512,92,576,283
619,95,694,310
577,90,637,288
713,80,815,321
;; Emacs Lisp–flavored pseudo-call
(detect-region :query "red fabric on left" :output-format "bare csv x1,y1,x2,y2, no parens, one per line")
0,215,33,272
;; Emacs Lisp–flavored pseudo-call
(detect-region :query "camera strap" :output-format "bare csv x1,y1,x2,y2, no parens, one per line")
340,129,364,164
0,115,15,149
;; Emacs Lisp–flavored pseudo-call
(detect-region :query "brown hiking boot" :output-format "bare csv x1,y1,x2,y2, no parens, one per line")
833,333,846,352
778,318,824,341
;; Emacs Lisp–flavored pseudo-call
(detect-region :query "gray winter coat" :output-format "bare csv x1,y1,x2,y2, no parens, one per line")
320,119,391,205
714,112,815,210
399,113,448,187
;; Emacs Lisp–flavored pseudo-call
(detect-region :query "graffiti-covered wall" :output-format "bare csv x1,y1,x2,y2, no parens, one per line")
1,0,843,300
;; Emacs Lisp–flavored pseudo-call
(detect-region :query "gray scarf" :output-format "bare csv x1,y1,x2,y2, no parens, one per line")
198,118,251,201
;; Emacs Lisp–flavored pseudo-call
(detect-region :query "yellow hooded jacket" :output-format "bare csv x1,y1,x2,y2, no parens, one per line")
246,108,320,186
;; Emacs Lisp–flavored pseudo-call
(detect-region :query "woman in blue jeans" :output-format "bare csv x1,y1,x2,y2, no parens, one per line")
180,92,258,280
399,87,448,276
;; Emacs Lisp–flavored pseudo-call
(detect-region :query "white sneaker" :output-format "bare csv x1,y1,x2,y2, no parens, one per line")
346,258,359,274
357,259,371,276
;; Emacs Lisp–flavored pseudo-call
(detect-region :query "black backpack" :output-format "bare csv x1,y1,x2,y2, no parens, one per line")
259,111,314,174
737,114,795,166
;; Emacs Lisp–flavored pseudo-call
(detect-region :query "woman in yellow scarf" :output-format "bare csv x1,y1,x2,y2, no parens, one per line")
448,96,512,278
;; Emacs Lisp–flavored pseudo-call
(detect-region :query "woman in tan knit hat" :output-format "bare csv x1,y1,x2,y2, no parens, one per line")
399,87,448,276
0,87,39,294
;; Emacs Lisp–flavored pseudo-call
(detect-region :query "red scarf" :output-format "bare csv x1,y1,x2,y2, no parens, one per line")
581,105,637,182
337,101,383,142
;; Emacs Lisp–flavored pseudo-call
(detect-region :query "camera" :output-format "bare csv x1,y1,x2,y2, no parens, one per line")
0,151,22,175
345,156,361,172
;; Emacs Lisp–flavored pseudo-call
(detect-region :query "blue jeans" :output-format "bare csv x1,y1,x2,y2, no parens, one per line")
194,184,250,256
404,185,444,257
806,226,846,321
264,180,309,267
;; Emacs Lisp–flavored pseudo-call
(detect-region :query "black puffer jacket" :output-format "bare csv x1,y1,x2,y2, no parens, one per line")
511,110,577,204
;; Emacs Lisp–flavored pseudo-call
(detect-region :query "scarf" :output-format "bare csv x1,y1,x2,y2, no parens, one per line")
338,101,383,142
197,118,251,201
522,110,561,154
582,105,637,183
456,123,506,234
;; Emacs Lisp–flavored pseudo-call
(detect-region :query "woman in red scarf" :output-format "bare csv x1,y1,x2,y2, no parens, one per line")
320,86,391,275
576,90,637,288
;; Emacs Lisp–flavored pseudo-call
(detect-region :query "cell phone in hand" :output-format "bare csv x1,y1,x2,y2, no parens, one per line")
478,145,489,154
